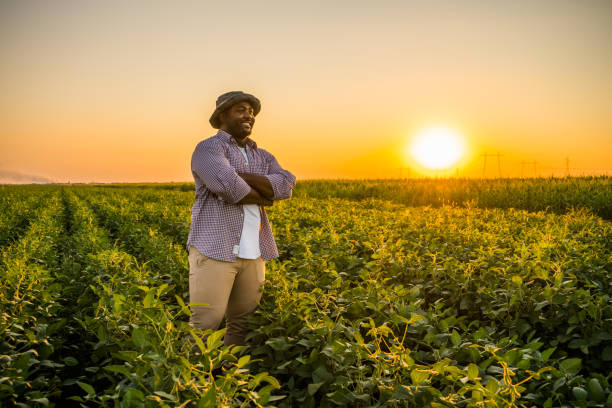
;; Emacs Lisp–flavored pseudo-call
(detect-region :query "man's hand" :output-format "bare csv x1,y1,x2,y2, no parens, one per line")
238,187,273,206
238,173,274,200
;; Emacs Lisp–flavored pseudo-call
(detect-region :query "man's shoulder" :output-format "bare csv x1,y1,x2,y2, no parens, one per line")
195,134,226,150
254,146,274,159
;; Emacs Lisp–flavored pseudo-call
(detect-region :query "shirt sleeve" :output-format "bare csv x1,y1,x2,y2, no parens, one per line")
191,140,251,204
262,150,296,200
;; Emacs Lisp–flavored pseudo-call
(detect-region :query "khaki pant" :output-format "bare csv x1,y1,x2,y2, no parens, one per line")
188,246,265,346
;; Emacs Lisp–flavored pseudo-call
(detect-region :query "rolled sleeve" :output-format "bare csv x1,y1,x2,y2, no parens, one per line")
192,140,251,204
263,151,296,200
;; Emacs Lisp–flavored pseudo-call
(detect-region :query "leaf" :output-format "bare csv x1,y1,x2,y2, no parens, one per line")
104,365,132,377
77,381,95,395
467,363,479,381
132,327,147,349
31,398,49,406
265,336,290,351
312,365,333,383
189,330,206,354
154,391,177,402
198,386,217,407
451,330,461,347
263,374,281,389
541,347,555,362
411,369,429,384
602,346,612,361
237,355,250,368
143,289,155,308
123,388,145,404
511,275,523,286
486,378,499,394
307,382,325,395
206,329,225,350
559,358,581,375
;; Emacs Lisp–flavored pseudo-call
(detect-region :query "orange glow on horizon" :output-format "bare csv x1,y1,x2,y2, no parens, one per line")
1,2,611,182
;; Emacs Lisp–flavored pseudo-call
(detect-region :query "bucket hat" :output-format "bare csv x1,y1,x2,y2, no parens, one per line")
209,91,261,129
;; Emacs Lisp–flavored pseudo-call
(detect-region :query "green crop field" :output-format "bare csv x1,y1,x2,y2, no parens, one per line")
1,178,611,408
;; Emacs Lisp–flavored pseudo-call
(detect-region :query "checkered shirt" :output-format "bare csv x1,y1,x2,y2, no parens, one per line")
187,130,296,262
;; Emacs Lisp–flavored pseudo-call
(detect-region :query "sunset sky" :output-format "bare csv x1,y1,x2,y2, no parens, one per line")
1,0,611,183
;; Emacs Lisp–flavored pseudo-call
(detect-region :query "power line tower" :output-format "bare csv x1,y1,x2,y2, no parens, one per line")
481,152,503,178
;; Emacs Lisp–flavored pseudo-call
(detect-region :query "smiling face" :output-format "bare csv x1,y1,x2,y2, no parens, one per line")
219,101,255,145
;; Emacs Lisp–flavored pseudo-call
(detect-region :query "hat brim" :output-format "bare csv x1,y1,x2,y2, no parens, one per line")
209,94,261,129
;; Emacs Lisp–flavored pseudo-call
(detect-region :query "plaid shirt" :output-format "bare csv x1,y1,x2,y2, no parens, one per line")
187,130,296,262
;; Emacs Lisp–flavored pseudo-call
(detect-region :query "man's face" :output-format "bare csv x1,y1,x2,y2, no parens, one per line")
219,101,255,141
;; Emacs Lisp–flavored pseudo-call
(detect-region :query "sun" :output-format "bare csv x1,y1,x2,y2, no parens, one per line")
408,126,466,170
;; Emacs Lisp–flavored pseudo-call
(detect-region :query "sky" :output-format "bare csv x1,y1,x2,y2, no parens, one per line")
1,0,611,182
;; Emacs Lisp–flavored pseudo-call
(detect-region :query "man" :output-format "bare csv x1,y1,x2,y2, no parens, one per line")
187,91,296,346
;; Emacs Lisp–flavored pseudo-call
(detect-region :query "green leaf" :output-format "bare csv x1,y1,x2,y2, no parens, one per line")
486,378,499,394
312,365,333,383
572,386,588,401
263,374,281,389
206,329,225,350
602,346,612,361
511,275,523,285
104,365,132,377
77,381,95,395
123,388,144,404
189,330,206,354
132,327,147,349
559,358,582,375
143,289,155,308
467,363,479,381
237,355,250,368
411,369,429,384
307,382,325,395
63,356,78,366
541,347,555,362
451,330,461,347
154,391,177,402
587,378,605,402
198,386,217,408
31,398,49,406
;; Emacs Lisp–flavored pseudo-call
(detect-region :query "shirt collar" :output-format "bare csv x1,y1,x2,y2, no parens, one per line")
216,129,257,149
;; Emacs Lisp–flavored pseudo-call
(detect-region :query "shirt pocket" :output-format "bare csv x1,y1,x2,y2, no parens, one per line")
249,156,269,175
227,152,246,172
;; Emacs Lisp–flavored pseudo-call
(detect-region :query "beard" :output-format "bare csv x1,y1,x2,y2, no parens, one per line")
226,119,252,140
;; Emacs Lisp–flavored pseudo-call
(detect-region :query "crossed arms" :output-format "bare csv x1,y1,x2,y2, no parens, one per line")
237,173,275,206
191,140,296,206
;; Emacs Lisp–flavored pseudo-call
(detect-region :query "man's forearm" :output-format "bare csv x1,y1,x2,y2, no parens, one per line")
237,187,273,206
238,173,274,200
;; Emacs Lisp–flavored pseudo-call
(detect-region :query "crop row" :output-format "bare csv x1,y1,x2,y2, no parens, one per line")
293,177,612,220
248,197,612,407
0,186,53,249
1,188,280,407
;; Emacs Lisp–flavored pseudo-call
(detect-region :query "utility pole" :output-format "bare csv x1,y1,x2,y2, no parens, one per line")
481,152,503,178
565,156,570,177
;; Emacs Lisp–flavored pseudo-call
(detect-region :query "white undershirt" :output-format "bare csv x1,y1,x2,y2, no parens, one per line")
237,147,261,259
